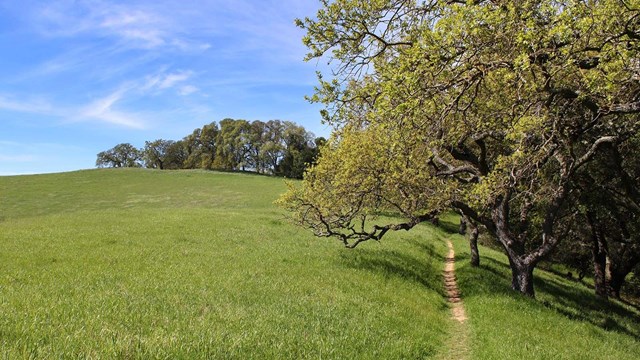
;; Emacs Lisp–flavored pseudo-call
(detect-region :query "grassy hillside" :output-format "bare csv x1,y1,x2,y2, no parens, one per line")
0,169,451,358
1,169,638,359
449,232,640,359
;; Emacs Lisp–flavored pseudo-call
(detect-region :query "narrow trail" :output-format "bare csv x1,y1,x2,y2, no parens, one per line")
444,239,467,322
439,238,470,360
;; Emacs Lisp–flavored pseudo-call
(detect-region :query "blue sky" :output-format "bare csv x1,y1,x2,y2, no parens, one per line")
0,0,328,175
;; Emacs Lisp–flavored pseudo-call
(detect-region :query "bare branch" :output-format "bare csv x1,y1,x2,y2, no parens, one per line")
573,136,618,172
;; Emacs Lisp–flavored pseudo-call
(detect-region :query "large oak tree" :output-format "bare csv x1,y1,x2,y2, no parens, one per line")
280,0,640,297
95,143,141,168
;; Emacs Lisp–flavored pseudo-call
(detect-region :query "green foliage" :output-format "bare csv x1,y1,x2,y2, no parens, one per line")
557,132,640,298
142,139,180,170
97,119,323,177
275,126,323,179
95,143,141,168
215,118,252,171
285,0,640,296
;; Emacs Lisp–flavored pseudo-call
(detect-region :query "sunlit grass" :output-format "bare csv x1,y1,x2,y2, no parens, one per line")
0,169,451,358
3,169,636,358
450,232,640,360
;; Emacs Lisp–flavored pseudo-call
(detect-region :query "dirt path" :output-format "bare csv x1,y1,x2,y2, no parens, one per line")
439,238,470,360
444,239,467,322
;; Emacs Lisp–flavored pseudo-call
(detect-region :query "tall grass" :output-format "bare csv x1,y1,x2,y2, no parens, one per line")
0,169,451,358
3,169,637,358
448,227,640,360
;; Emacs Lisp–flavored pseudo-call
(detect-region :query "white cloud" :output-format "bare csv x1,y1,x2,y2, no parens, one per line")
142,70,194,94
33,1,208,51
0,90,145,130
178,85,199,96
0,154,37,162
0,95,54,114
158,71,192,89
79,89,146,129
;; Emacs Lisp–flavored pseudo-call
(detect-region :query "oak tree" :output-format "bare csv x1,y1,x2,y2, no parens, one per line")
143,139,176,170
281,0,640,297
95,143,141,168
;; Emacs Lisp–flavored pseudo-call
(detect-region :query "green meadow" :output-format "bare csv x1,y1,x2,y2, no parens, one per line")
0,169,450,359
0,168,638,358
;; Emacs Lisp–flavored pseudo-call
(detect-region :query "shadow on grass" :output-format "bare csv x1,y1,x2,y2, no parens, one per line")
337,240,446,297
461,256,640,339
455,256,516,299
437,218,460,235
537,277,640,340
540,265,640,312
620,297,640,312
406,238,444,261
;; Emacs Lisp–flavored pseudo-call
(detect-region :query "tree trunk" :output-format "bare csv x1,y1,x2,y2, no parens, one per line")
492,201,538,297
593,249,608,299
509,260,535,297
588,212,609,299
608,271,625,299
468,219,480,267
607,256,640,299
593,250,608,299
459,214,479,267
458,190,565,298
459,215,467,235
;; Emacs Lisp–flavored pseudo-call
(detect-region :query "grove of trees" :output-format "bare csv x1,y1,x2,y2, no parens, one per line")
279,0,640,299
96,119,325,179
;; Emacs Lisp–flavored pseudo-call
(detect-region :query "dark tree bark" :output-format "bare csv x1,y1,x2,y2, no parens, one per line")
468,219,480,267
607,255,640,299
608,271,625,299
493,197,539,297
511,260,535,296
459,215,467,235
457,213,480,267
593,250,609,299
588,212,609,299
461,214,480,267
455,198,546,297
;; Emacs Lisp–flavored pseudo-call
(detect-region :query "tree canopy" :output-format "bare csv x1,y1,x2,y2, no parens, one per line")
95,143,141,168
96,119,323,179
280,0,640,297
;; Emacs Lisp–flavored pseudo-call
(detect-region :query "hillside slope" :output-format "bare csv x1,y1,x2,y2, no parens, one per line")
1,169,638,358
450,234,640,360
0,169,450,358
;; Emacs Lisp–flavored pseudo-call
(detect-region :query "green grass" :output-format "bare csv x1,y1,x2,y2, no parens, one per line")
448,227,640,360
3,169,638,359
0,169,452,359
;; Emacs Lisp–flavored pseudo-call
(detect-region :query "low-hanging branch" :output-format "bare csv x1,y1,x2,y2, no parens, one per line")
330,211,439,249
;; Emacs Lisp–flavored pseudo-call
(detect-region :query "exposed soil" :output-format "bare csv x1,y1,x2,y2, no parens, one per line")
437,239,471,360
437,239,472,360
445,239,467,322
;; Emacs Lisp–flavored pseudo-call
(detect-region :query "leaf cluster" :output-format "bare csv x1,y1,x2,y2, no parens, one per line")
282,0,640,266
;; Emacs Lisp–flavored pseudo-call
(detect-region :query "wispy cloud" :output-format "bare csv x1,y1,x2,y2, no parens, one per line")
178,85,199,96
98,9,164,47
34,1,209,51
79,88,146,129
143,70,194,92
0,94,54,114
158,71,192,89
0,89,145,130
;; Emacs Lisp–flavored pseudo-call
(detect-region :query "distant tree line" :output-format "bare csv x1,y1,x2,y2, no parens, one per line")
96,119,326,179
